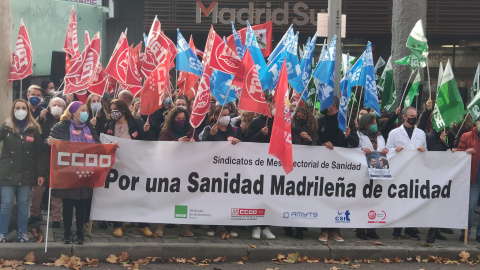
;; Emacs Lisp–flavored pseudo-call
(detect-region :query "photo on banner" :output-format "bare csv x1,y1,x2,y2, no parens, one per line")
366,151,393,180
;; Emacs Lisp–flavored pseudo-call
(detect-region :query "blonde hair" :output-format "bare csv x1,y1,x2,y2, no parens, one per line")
27,85,43,96
60,102,75,122
10,99,41,134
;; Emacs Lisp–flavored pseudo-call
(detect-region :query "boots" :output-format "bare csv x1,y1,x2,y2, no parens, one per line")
434,229,446,240
155,224,165,237
180,225,194,237
427,228,435,243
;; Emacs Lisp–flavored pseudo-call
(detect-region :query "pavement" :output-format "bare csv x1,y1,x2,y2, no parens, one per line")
1,212,480,262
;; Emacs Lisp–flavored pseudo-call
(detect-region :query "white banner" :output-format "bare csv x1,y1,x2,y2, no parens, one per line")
91,134,471,228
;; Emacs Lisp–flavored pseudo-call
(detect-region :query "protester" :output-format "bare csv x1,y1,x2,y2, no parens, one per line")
27,85,45,119
234,111,255,139
86,94,109,136
355,112,387,240
317,96,359,243
132,98,141,119
118,90,134,113
30,97,67,229
155,107,197,237
174,95,190,111
0,99,46,243
40,80,56,107
103,99,154,238
454,116,480,243
386,106,427,240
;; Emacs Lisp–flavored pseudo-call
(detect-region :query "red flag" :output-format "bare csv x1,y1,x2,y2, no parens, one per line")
236,21,273,57
8,20,33,82
63,6,80,59
268,60,293,174
134,42,143,78
189,35,204,58
207,29,241,75
64,33,101,94
141,32,176,78
88,63,107,97
177,72,199,100
105,33,128,85
105,75,117,96
190,66,213,128
124,46,143,97
50,141,116,189
85,30,90,47
139,60,170,116
146,15,161,47
234,49,270,117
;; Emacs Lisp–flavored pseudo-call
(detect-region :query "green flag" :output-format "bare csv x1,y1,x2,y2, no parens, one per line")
393,54,426,70
470,63,480,100
404,72,420,107
306,77,319,107
379,56,396,113
374,56,386,81
467,89,480,121
341,54,358,78
432,60,466,131
437,61,444,92
406,19,428,59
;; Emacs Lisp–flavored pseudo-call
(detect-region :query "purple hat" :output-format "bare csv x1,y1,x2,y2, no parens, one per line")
69,101,84,114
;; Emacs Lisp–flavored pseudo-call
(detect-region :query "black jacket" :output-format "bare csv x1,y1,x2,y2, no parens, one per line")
203,124,242,142
49,120,100,200
244,115,274,143
38,112,61,180
291,121,318,146
426,129,455,151
143,108,166,139
88,111,108,136
317,113,359,147
104,117,154,141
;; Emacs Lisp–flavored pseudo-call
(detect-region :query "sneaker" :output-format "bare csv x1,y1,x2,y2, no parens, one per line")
62,233,72,244
52,221,61,228
0,234,6,243
329,231,344,242
207,229,216,237
28,215,42,224
113,227,123,238
74,233,85,245
18,233,30,243
318,231,329,242
251,226,261,239
404,229,420,240
139,227,155,238
261,227,275,239
229,230,238,238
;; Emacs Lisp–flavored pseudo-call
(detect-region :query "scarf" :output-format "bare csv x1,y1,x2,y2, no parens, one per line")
15,119,27,134
69,119,95,143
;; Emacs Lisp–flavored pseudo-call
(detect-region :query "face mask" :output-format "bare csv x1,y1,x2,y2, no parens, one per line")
369,124,378,133
79,112,89,123
296,118,307,126
48,89,56,96
407,117,417,126
175,120,186,129
14,110,27,121
29,96,41,106
91,102,102,114
136,109,141,117
164,97,171,105
177,105,187,110
219,115,230,126
111,110,123,121
51,106,63,118
320,109,329,115
271,108,276,116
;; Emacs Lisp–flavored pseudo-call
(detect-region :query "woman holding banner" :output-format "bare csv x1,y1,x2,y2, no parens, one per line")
0,99,46,243
355,112,387,240
155,107,197,237
48,101,100,245
86,94,109,136
103,99,155,238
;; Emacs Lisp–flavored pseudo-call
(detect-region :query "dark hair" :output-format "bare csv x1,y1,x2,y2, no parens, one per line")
161,107,190,136
292,107,318,131
109,99,133,120
175,95,190,108
357,113,376,134
209,105,230,123
40,80,53,92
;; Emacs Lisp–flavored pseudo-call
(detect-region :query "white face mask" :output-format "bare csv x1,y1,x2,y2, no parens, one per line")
48,89,56,96
91,102,102,114
14,110,27,121
50,105,63,118
177,105,187,110
219,115,231,126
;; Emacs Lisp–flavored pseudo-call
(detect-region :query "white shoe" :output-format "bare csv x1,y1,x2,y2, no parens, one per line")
261,227,276,239
252,226,261,239
229,230,238,238
207,230,215,237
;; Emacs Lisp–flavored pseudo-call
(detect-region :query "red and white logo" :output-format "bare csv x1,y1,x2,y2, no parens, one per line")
367,210,387,224
8,22,33,82
231,208,266,216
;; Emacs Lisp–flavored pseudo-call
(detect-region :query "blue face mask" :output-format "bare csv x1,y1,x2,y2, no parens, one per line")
165,97,171,105
29,96,41,106
79,112,89,123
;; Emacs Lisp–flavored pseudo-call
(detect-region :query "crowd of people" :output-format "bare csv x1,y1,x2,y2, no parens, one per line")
0,80,478,245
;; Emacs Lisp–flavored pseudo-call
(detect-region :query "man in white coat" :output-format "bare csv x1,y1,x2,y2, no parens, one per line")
386,106,427,239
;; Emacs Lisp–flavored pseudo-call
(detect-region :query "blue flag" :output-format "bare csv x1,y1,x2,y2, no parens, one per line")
286,32,301,82
244,22,268,81
143,33,148,46
312,36,337,111
231,22,244,59
359,42,380,115
176,29,203,77
347,51,365,94
262,49,287,94
268,24,294,63
338,54,350,132
291,34,317,93
210,69,236,106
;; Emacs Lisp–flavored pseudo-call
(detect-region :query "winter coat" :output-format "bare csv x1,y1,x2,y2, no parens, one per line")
49,120,100,200
291,121,318,145
457,127,480,184
38,112,61,180
244,115,273,143
88,111,108,136
0,119,46,186
159,126,199,141
317,113,359,148
202,124,242,142
104,117,154,141
426,129,455,152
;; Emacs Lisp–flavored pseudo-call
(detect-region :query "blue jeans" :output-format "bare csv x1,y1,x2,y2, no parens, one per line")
468,182,480,237
0,185,31,237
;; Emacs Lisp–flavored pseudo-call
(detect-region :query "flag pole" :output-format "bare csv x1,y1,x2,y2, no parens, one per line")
400,69,416,108
355,86,365,122
425,55,432,100
217,84,234,123
45,187,51,252
20,79,23,99
455,116,468,139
